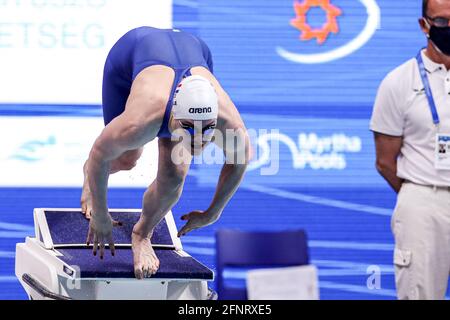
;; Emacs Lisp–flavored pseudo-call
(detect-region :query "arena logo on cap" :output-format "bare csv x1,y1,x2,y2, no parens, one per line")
276,0,381,64
189,107,212,114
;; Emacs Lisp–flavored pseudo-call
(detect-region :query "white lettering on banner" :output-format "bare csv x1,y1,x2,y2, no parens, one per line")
0,1,108,9
0,117,158,187
0,0,173,104
248,132,362,173
0,22,105,49
298,133,361,154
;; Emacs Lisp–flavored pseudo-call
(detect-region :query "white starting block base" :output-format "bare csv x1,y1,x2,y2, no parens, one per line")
15,208,216,300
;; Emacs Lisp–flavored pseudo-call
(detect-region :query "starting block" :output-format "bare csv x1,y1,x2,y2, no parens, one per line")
15,208,216,300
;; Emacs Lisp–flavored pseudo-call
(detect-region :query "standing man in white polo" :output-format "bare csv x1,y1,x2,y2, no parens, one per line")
370,0,450,300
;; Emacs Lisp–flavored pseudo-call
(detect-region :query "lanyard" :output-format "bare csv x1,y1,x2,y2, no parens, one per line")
416,50,440,125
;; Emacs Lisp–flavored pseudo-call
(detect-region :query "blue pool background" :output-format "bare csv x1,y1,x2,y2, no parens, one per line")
1,0,450,299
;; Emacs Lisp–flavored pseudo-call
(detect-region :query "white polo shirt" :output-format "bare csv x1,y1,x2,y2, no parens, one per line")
370,49,450,187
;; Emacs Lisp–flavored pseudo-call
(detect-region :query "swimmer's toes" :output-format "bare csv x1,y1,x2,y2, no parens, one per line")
134,266,144,280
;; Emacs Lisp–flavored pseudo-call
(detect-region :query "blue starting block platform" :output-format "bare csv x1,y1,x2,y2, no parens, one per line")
15,209,215,300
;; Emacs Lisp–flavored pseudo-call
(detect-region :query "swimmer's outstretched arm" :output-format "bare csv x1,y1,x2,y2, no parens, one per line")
177,100,250,237
86,95,163,258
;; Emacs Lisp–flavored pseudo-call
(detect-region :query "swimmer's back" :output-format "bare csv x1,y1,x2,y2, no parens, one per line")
106,26,213,81
101,27,214,134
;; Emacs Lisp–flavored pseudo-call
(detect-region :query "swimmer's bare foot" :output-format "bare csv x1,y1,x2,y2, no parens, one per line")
81,160,93,219
132,230,160,279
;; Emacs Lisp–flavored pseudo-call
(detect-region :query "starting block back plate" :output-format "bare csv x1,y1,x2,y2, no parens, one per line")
34,209,180,249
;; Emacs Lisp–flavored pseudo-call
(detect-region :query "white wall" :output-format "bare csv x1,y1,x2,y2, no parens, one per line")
0,116,158,187
0,0,173,104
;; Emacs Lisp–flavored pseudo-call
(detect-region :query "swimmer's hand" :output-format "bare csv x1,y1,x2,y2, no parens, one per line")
86,211,122,259
177,210,218,237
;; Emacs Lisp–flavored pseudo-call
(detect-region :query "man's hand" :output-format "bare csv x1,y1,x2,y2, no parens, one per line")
86,211,122,259
374,132,403,193
177,210,219,237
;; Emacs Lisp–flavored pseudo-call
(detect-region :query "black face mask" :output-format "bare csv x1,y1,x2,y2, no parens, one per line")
429,25,450,56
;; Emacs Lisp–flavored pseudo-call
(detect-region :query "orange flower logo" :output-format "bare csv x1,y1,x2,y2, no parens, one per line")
291,0,342,45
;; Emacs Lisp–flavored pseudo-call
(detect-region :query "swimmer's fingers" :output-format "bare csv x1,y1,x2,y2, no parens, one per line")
99,236,105,260
178,211,210,237
180,214,190,221
93,234,99,257
108,234,116,257
86,227,93,246
177,220,195,238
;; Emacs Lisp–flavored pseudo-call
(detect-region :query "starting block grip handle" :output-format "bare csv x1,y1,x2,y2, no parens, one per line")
22,273,72,300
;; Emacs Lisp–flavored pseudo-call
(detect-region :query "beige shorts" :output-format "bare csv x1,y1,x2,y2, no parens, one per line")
392,182,450,299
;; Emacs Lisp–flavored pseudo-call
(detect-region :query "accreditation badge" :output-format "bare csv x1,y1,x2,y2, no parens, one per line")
435,134,450,170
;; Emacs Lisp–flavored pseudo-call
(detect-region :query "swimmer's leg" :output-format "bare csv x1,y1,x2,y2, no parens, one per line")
81,148,144,218
109,148,144,174
132,138,192,279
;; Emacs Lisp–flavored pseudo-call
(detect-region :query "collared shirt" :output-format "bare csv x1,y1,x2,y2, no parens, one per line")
370,49,450,187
